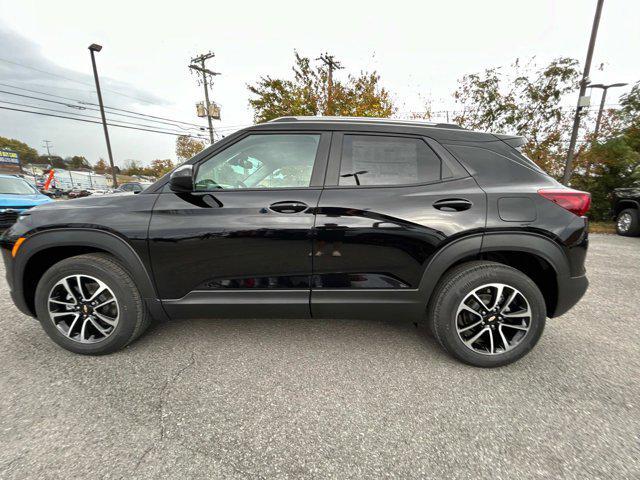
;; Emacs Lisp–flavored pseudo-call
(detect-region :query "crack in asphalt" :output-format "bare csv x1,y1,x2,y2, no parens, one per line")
129,352,196,476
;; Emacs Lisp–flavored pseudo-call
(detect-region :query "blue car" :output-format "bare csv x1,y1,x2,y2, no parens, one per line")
0,174,53,230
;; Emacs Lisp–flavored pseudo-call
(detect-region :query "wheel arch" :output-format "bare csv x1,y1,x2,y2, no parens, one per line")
12,229,165,320
614,200,640,216
419,232,569,320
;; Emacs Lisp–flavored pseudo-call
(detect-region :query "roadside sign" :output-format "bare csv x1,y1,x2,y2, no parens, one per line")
0,149,20,165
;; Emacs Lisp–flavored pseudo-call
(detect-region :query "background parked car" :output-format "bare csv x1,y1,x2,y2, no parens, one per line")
0,174,53,231
67,188,92,199
114,182,152,194
611,185,640,236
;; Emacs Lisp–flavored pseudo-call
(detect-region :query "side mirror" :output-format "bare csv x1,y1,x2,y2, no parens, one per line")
169,165,194,193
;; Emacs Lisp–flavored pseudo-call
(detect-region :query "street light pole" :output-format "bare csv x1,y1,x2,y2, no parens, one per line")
590,82,628,139
88,43,118,188
562,0,605,185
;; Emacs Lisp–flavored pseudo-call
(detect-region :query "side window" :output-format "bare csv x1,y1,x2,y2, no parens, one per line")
339,135,441,186
195,134,320,191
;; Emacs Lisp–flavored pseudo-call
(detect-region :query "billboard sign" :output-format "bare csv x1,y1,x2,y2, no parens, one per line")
0,149,20,166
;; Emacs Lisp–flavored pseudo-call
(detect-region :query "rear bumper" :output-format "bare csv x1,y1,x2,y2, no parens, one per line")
551,273,589,317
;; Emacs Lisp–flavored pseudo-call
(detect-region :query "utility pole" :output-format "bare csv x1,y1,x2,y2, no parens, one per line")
318,53,343,116
562,0,605,185
589,82,628,139
189,52,219,143
42,140,53,160
88,43,118,187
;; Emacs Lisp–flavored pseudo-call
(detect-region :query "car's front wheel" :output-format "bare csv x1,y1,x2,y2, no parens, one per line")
34,253,151,355
428,261,546,368
616,208,640,236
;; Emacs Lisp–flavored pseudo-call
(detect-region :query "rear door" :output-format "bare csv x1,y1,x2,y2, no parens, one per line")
311,131,486,320
148,131,330,319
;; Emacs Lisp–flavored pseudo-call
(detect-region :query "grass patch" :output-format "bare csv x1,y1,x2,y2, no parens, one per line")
589,221,616,234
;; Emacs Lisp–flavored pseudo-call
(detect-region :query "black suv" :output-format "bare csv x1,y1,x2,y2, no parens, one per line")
0,117,590,367
611,186,640,236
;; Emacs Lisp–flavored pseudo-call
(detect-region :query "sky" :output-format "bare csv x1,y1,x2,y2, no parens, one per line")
0,0,638,167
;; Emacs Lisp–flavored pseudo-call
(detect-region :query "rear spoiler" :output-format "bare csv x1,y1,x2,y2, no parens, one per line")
493,134,526,149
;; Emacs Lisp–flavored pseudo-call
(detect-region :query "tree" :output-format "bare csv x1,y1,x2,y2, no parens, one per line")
176,135,206,162
121,159,144,176
94,158,108,173
38,155,67,169
452,57,580,177
248,51,395,123
66,155,91,170
0,136,39,164
146,159,175,178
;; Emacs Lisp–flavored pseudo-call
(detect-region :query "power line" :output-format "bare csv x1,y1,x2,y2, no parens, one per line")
0,57,159,105
0,105,208,139
0,82,209,130
0,99,209,136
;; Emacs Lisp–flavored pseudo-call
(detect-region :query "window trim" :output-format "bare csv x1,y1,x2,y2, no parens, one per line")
324,131,453,189
191,131,331,193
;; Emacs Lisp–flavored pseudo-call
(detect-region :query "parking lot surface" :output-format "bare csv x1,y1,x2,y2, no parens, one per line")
0,234,638,479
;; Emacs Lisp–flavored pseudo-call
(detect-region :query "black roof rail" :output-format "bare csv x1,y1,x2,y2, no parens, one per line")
268,116,466,130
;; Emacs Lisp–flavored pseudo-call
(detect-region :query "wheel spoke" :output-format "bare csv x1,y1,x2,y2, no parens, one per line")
67,314,80,337
89,317,109,336
501,323,529,331
465,327,489,347
503,308,531,318
458,320,483,333
488,328,495,354
49,299,75,306
500,289,519,313
60,278,78,304
93,311,117,326
94,298,116,310
87,280,108,302
76,275,89,301
488,284,504,311
51,311,75,319
498,325,510,351
471,293,488,311
459,303,482,317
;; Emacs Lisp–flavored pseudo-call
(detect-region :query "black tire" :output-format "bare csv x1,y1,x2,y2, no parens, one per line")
34,253,151,355
428,261,546,368
616,208,640,237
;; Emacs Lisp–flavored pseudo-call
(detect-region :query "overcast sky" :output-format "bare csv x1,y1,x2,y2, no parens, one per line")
0,0,638,166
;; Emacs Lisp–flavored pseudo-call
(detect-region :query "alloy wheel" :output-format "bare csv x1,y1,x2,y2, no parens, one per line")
617,212,632,233
47,275,119,343
455,283,532,355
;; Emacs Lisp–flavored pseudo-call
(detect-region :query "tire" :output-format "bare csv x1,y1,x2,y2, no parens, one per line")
34,253,151,355
616,208,640,237
428,261,546,368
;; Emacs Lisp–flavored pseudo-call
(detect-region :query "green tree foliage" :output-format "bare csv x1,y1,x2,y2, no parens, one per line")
176,135,206,162
66,155,91,170
248,51,395,123
39,155,67,169
0,136,39,164
571,81,640,220
94,158,108,173
452,57,580,178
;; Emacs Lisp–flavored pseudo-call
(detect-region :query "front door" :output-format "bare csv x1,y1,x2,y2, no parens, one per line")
149,131,330,319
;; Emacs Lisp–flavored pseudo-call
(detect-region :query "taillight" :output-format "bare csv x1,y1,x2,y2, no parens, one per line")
538,189,591,217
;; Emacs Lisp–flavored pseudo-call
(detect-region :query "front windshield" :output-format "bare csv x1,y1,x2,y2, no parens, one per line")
0,177,38,195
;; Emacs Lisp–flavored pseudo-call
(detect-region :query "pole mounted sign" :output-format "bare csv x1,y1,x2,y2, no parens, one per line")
0,148,20,165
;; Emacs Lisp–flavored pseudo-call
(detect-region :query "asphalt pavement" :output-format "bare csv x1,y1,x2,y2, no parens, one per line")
0,234,638,479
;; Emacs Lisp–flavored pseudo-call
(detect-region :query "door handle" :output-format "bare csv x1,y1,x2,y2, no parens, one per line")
433,198,473,212
269,201,309,214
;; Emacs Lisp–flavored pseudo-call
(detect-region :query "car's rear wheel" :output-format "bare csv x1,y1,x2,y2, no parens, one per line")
428,261,546,368
616,208,640,236
35,253,151,354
